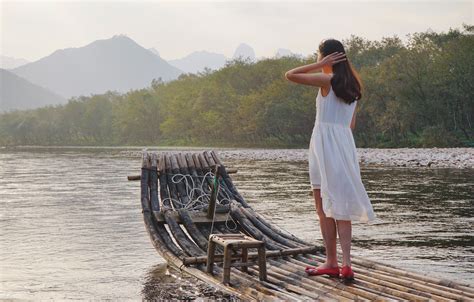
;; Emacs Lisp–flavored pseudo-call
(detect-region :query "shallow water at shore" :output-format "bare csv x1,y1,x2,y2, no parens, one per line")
0,147,472,300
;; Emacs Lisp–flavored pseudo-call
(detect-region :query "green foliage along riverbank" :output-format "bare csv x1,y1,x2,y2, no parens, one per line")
1,25,472,148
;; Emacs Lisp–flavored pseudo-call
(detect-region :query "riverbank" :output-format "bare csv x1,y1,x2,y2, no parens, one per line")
3,146,473,168
357,148,473,168
212,148,474,169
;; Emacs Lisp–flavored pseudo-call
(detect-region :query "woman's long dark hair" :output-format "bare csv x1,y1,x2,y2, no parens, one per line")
319,39,363,104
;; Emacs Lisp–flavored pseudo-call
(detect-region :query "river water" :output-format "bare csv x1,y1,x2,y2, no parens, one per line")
0,147,472,300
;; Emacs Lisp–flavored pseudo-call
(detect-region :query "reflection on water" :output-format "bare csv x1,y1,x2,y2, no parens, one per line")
0,147,472,300
141,263,235,301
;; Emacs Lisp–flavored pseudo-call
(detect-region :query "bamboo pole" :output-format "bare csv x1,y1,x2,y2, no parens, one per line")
247,264,358,301
193,153,213,195
163,209,206,257
362,267,474,299
286,256,453,301
249,207,314,246
231,203,314,256
230,202,286,251
154,222,187,258
207,164,220,219
177,209,210,251
140,151,151,213
203,151,236,204
200,204,231,214
177,153,201,210
250,267,328,300
149,153,160,212
199,152,229,202
270,258,393,301
349,255,474,293
197,153,211,173
164,154,181,209
182,245,325,265
170,153,190,207
177,208,226,255
158,153,172,209
296,252,474,300
347,261,471,300
206,151,247,204
227,266,305,302
184,153,206,208
259,258,364,301
304,252,474,295
238,203,308,249
127,169,238,181
210,150,250,207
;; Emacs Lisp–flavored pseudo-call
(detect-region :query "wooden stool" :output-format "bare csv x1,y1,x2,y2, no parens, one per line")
206,234,267,284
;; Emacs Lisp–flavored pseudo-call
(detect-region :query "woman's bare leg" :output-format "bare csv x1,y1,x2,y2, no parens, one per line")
336,220,352,266
313,189,338,267
313,189,327,247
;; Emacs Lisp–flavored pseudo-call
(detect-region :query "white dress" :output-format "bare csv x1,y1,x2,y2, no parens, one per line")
308,83,376,222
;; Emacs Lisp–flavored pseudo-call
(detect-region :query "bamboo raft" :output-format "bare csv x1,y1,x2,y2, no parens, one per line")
138,150,474,301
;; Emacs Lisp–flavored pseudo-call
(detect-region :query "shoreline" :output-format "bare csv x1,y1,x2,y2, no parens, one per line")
216,148,474,169
2,146,472,169
357,148,474,169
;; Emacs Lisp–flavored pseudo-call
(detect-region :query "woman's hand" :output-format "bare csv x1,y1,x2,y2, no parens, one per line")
284,52,347,87
319,52,347,67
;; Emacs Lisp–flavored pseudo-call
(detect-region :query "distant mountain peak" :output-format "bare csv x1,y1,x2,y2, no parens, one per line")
89,34,141,48
275,48,292,57
112,33,130,39
274,48,304,59
233,43,256,61
167,50,227,74
11,35,183,99
1,55,30,69
42,34,141,60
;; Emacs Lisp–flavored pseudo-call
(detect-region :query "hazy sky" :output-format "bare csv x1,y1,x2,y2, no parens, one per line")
1,0,472,62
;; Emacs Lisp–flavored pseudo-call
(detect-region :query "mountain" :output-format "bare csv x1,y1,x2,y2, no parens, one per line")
233,43,256,61
275,48,292,58
168,50,228,74
11,35,183,99
1,55,29,69
148,48,161,57
274,48,305,59
0,69,66,112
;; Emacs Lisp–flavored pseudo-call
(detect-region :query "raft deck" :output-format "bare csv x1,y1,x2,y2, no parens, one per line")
138,150,474,301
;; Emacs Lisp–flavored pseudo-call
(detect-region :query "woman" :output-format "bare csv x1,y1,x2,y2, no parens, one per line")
285,39,376,281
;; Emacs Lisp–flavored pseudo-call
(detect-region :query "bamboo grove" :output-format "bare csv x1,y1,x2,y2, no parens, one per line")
0,25,472,148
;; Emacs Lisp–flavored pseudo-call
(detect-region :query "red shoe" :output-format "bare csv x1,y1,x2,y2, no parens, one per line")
340,265,354,281
305,265,340,277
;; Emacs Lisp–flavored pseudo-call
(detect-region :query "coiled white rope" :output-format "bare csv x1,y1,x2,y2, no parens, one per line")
161,172,238,233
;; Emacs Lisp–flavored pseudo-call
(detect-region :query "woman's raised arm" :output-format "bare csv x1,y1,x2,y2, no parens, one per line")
285,52,346,87
285,71,331,87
